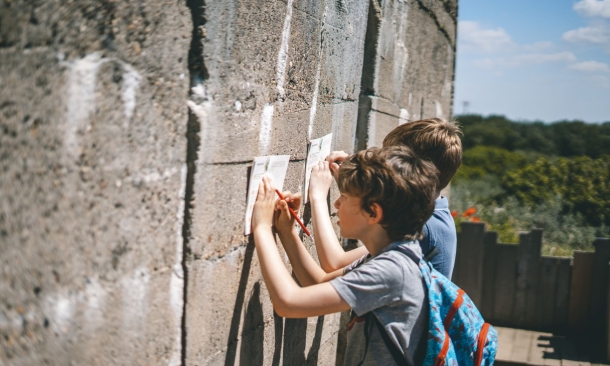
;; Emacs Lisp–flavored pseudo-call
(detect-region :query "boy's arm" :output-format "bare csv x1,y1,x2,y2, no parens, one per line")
276,226,344,286
274,193,344,286
252,177,350,318
309,161,369,271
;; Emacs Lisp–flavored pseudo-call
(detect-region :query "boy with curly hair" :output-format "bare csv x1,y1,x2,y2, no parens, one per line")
251,146,438,365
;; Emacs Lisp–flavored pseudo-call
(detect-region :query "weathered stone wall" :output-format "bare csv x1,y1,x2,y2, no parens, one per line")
0,0,456,365
358,0,457,149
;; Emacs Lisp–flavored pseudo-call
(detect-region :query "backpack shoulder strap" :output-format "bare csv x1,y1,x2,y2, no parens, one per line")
391,245,421,264
370,314,408,365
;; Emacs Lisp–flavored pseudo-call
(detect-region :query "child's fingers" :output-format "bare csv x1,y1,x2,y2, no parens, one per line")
326,150,347,164
262,176,274,196
285,192,302,209
257,180,266,199
278,200,292,218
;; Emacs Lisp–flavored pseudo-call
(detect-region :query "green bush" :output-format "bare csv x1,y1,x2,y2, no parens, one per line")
502,155,610,225
453,146,528,183
450,185,610,256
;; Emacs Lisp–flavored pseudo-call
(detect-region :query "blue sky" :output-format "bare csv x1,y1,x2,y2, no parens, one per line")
453,0,610,122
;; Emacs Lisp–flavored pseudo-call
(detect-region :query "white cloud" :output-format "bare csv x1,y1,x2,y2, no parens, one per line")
563,23,610,44
522,41,555,52
458,21,514,53
475,52,577,69
574,0,610,18
568,60,610,72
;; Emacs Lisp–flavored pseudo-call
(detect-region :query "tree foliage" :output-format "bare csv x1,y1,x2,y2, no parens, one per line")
454,146,528,182
502,156,610,226
456,114,610,158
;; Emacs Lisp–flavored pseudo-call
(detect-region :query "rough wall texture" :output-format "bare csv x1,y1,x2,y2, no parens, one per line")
357,0,457,149
0,0,456,365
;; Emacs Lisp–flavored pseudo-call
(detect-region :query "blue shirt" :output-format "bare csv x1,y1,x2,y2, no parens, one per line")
419,197,457,279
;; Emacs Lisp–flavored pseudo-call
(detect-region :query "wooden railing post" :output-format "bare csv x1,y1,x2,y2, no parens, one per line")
590,238,610,359
453,222,486,307
607,261,610,363
514,229,542,329
481,231,498,319
568,251,595,333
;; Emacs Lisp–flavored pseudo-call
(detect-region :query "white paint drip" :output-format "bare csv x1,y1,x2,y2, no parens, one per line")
191,83,206,98
64,53,142,157
121,63,142,127
435,101,444,119
441,43,454,99
259,103,274,155
65,53,106,158
53,295,75,333
84,278,106,329
308,63,321,139
399,108,410,125
276,0,294,99
187,99,210,121
169,163,187,366
121,267,151,334
392,41,408,101
309,6,328,139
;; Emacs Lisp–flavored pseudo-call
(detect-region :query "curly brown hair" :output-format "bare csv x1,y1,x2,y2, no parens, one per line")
382,118,462,190
337,146,439,242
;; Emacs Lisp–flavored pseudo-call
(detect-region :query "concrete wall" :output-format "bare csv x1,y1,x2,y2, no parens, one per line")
357,0,457,149
0,0,456,365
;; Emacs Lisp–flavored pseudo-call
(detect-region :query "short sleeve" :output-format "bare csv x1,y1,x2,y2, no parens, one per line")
330,254,405,316
343,254,368,274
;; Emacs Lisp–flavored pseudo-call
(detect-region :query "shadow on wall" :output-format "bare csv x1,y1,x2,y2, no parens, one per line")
223,238,326,365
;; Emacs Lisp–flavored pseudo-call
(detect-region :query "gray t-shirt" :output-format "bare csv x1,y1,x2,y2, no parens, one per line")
330,240,428,366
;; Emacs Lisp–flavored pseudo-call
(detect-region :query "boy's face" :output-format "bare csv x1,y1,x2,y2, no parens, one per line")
333,193,370,240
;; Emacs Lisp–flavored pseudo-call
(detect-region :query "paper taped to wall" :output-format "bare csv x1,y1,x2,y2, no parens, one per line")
304,133,333,203
244,155,291,235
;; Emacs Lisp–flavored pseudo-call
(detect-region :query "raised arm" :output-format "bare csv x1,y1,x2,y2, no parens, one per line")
252,177,350,318
273,192,344,286
309,161,369,271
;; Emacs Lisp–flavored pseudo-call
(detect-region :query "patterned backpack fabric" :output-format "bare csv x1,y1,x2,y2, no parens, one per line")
391,246,498,366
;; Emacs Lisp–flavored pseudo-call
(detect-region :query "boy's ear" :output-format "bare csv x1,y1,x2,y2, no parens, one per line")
367,203,384,225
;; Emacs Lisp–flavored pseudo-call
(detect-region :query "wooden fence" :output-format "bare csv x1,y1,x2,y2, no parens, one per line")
452,222,610,360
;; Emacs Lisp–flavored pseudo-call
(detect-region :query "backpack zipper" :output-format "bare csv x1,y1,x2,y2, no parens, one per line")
474,323,491,366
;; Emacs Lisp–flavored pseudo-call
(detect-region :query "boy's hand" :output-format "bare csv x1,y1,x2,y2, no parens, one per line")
309,161,333,202
252,176,277,232
325,151,348,178
274,191,302,234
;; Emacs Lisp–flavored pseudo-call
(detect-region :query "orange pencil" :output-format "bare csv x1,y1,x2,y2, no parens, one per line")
275,189,313,239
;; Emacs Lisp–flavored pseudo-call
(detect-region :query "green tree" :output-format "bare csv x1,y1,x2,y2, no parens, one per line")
502,156,610,225
453,146,527,182
455,114,610,158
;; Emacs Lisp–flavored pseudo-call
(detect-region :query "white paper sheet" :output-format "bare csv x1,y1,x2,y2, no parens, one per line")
244,155,291,235
303,133,333,203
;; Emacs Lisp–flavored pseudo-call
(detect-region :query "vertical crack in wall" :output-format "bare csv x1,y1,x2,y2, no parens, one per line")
413,0,455,51
182,0,208,365
355,0,381,151
449,0,458,117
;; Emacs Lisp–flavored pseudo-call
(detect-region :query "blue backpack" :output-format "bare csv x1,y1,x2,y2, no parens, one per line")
365,246,498,366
